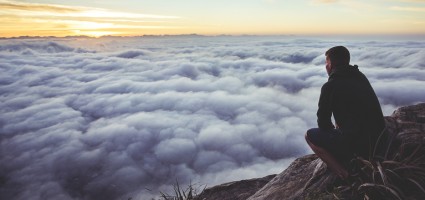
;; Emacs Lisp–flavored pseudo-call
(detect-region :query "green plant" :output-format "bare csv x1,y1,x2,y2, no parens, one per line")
159,180,206,200
334,128,425,200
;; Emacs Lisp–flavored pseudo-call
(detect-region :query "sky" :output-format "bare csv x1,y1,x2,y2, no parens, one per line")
0,0,424,37
1,36,424,199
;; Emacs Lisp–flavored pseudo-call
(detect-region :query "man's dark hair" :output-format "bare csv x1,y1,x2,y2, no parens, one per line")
325,46,350,65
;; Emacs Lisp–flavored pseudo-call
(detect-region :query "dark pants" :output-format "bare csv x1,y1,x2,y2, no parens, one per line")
306,128,353,163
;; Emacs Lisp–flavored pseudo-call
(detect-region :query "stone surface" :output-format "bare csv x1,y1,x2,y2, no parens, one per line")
247,155,336,200
195,103,425,200
194,175,276,200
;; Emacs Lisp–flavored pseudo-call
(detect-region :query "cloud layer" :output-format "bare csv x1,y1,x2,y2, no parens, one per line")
0,36,424,199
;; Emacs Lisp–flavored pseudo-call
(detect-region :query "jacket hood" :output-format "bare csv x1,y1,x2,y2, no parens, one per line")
329,64,360,80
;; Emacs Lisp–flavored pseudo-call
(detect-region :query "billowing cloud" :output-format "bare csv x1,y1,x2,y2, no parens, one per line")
0,36,424,199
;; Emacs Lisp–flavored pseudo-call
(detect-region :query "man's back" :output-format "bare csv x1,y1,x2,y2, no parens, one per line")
306,46,385,179
319,64,385,158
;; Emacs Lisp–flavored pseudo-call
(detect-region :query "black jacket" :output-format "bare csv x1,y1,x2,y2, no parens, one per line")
317,64,385,158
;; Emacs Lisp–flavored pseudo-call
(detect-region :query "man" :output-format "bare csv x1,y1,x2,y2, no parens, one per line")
305,46,385,179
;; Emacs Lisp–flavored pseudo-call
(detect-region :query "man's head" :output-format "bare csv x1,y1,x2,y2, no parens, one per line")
325,46,350,75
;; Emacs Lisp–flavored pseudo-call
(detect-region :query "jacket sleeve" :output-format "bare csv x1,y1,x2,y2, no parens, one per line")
317,82,335,130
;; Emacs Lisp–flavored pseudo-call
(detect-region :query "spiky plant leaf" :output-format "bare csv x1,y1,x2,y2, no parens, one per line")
376,162,388,186
358,158,374,169
407,178,425,195
385,169,403,183
358,183,403,200
382,160,402,166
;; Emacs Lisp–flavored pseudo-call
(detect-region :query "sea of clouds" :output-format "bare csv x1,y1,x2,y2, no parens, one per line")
0,35,424,200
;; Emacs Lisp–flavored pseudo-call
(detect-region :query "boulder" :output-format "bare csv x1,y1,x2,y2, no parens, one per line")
194,175,276,200
195,103,425,200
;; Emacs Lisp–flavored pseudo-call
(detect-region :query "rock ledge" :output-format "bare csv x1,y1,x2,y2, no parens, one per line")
195,103,425,200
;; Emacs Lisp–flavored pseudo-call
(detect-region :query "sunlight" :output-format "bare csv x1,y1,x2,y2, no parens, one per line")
75,30,118,37
56,20,118,37
0,0,423,37
0,1,181,37
67,20,113,30
78,9,180,19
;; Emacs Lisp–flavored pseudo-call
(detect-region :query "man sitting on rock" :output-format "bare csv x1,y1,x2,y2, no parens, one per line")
305,46,385,179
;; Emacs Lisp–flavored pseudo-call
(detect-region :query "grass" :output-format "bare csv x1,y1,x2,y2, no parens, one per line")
334,128,425,200
158,180,206,200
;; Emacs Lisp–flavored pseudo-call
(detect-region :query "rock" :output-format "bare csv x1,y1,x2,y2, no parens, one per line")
248,155,336,200
194,175,276,200
195,103,425,200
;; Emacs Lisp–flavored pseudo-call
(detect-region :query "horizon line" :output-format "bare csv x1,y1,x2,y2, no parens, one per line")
1,33,425,40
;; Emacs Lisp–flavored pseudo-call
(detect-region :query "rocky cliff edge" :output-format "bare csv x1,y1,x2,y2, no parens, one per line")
195,103,425,200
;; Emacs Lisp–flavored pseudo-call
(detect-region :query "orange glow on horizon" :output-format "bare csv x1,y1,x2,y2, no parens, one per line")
0,0,424,38
0,0,182,37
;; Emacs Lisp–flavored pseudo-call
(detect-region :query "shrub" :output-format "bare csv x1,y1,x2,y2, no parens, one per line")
335,129,425,200
159,180,205,200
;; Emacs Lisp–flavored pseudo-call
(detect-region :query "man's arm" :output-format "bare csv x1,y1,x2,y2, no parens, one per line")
317,83,335,130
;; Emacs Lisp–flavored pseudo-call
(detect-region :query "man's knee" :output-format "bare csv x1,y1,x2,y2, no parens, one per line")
305,129,317,145
305,128,314,141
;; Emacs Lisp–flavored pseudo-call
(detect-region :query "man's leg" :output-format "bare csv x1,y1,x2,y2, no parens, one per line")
305,132,349,179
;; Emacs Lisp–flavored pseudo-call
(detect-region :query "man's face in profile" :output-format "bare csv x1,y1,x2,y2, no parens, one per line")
325,56,332,76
